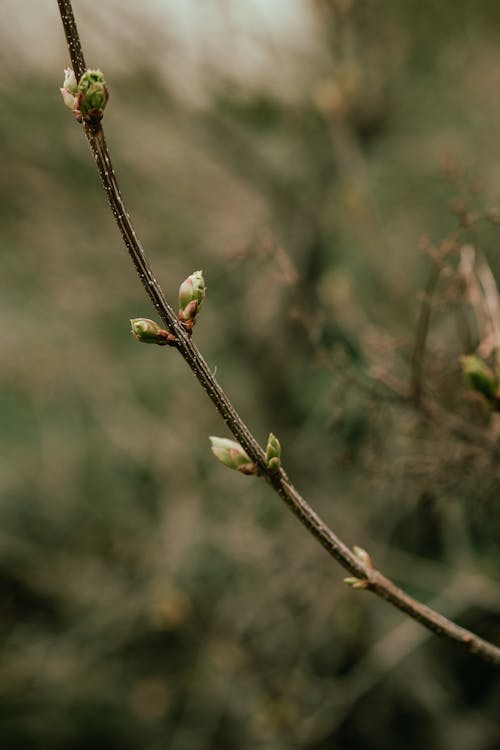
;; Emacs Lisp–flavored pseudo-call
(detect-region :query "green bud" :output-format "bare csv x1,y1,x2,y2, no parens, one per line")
461,355,498,402
78,69,108,107
60,67,78,110
73,69,109,123
265,432,281,474
130,318,170,345
209,436,257,475
178,270,205,330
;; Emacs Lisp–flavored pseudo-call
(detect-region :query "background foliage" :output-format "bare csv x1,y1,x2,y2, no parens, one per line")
1,1,500,747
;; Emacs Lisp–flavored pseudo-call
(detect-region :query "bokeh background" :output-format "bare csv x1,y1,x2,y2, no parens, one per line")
1,1,500,748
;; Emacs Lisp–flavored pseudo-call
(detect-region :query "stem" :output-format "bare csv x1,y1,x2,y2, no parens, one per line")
410,258,442,406
56,0,500,667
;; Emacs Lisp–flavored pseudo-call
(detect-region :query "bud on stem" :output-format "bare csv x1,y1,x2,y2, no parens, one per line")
130,318,171,345
344,577,369,590
178,270,205,332
353,545,373,569
60,68,78,110
265,432,281,473
209,436,257,475
60,68,109,124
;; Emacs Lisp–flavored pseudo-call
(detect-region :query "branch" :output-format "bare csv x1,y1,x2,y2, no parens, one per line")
410,248,445,405
56,0,500,667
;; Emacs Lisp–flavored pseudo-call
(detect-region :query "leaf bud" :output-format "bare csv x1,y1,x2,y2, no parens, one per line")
70,69,109,124
353,545,373,569
60,67,78,110
209,436,257,475
130,318,170,345
344,577,369,590
265,432,281,473
178,270,205,330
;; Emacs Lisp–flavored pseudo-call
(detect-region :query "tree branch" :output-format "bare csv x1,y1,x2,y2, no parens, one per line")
56,0,500,667
410,251,444,406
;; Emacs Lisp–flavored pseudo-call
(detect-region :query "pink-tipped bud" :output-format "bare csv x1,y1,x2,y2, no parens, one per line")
209,436,257,475
63,68,78,94
130,318,170,345
178,270,205,331
60,67,78,111
265,432,281,474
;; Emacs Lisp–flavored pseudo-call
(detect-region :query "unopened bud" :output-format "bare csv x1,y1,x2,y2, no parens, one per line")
62,68,109,124
265,432,281,473
461,355,498,402
60,67,78,110
353,545,373,569
63,67,78,94
130,318,170,345
344,577,369,590
178,270,205,330
209,436,257,475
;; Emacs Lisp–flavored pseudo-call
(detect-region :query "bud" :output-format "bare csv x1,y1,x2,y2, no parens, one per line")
353,545,373,569
461,354,498,402
60,67,78,110
63,67,78,94
344,577,369,590
265,432,281,474
209,436,257,475
130,318,170,345
72,69,109,124
178,270,205,331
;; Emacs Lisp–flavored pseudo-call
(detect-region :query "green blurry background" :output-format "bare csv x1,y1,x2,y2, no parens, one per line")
1,1,500,748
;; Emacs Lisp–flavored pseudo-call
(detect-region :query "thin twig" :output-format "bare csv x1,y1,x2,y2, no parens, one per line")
56,0,500,667
410,256,443,406
477,254,500,348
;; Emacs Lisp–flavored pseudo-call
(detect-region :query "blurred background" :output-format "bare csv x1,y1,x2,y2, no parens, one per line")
1,0,500,747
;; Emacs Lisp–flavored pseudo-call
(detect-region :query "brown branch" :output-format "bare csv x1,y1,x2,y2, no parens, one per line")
56,0,500,667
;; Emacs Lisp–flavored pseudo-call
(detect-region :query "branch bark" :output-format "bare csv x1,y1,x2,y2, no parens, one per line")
56,0,500,667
